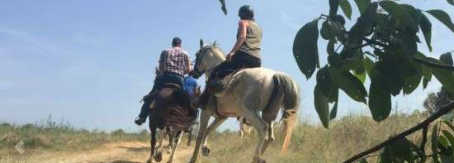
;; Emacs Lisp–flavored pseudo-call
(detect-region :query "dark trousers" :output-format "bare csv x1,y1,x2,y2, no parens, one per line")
138,72,184,120
211,51,261,79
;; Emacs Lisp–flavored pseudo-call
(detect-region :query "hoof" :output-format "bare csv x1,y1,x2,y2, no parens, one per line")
147,158,152,163
252,157,266,163
202,147,210,156
154,151,163,162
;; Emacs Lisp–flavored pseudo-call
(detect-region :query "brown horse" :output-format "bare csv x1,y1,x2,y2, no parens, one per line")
147,84,201,163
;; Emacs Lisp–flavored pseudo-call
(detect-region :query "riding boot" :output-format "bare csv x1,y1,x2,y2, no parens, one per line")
135,92,157,126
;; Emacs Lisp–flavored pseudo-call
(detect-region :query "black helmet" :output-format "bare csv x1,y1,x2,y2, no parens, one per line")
239,5,254,20
172,37,181,46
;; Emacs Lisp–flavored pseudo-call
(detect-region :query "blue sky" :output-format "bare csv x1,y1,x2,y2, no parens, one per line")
0,0,453,132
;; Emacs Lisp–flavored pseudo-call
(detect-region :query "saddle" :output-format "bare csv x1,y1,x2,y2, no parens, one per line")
206,69,243,96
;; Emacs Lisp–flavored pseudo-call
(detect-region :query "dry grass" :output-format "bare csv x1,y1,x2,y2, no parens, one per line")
0,112,428,163
0,116,149,162
201,111,426,163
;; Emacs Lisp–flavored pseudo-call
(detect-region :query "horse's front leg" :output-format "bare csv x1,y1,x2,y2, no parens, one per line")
201,117,227,156
147,127,157,163
154,129,166,162
167,130,183,163
188,108,212,163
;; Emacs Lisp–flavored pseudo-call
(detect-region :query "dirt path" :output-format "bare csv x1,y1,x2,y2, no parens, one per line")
16,141,194,163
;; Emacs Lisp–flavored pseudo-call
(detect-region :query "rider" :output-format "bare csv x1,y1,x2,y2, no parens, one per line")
183,75,198,96
135,37,192,126
208,5,262,92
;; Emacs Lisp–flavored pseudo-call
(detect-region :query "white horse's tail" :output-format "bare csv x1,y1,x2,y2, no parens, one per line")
272,73,300,154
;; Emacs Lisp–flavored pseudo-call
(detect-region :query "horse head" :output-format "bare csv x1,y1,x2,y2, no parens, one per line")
191,39,226,79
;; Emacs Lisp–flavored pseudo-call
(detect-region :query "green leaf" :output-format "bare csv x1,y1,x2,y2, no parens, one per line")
427,10,454,33
348,2,378,45
439,135,450,149
379,1,418,30
314,84,330,128
380,147,393,163
321,21,334,40
218,0,227,15
375,60,404,96
354,68,367,83
293,20,320,79
444,121,454,132
403,73,422,95
330,69,368,103
327,40,335,55
389,138,414,162
330,100,338,120
432,123,441,161
424,57,454,93
369,76,391,121
339,0,352,19
330,0,340,17
316,66,334,97
440,52,453,66
364,56,376,78
442,130,454,147
420,13,433,52
448,0,454,5
360,158,368,163
354,0,370,14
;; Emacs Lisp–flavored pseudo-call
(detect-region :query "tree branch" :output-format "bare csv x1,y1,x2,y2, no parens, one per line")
413,57,454,71
342,101,454,163
418,126,428,163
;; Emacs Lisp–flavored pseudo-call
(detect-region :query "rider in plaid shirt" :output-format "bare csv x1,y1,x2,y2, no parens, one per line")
135,37,192,126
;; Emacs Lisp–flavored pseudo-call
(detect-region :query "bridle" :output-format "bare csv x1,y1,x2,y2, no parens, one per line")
192,46,215,79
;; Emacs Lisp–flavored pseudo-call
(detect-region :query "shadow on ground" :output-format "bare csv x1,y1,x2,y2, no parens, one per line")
119,146,149,152
109,161,141,163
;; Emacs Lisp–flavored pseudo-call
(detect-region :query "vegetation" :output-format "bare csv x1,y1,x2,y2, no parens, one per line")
202,112,428,163
0,116,148,160
1,112,436,163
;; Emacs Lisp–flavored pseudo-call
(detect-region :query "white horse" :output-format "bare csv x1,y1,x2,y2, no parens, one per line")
188,40,301,163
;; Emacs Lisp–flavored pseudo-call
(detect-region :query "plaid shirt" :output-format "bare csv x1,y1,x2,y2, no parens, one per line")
159,47,190,76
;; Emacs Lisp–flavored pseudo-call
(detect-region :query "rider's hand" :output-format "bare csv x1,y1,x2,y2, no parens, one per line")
226,52,234,62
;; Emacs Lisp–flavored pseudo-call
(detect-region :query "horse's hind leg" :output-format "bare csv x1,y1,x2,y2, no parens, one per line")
147,127,157,163
241,103,268,163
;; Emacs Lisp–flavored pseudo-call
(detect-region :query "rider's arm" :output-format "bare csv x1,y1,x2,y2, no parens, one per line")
228,20,248,57
158,50,165,73
184,54,192,74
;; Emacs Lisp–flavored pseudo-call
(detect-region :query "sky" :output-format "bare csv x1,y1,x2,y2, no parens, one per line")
0,0,453,132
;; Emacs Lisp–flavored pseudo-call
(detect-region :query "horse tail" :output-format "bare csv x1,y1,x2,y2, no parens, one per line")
272,72,300,154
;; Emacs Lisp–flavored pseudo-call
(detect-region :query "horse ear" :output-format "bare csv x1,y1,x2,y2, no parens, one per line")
199,39,204,49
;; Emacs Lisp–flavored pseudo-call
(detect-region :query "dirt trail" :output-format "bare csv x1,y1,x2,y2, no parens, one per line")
21,141,194,163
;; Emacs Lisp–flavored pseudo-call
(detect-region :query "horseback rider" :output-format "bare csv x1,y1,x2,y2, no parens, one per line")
135,37,192,126
207,5,262,93
183,75,199,96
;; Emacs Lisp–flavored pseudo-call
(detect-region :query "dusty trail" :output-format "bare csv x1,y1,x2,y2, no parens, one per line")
13,141,194,163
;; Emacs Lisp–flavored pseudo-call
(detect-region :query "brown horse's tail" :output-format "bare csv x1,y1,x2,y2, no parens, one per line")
272,73,300,154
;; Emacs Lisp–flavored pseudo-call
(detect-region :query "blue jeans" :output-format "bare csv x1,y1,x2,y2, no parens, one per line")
138,72,184,120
